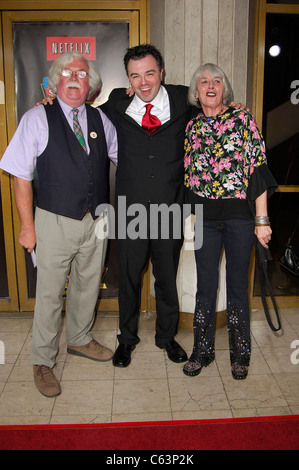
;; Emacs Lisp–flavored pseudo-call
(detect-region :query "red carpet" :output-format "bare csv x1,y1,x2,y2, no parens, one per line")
0,416,298,451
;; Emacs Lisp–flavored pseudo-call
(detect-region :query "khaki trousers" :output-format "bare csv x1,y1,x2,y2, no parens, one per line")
31,208,108,367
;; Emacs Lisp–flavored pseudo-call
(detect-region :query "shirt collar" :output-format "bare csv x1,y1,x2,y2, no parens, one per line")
57,96,86,118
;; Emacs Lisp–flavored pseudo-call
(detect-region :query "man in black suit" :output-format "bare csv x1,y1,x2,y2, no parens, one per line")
102,44,190,367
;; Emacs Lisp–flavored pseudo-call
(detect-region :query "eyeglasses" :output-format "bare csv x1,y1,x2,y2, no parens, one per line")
61,69,89,79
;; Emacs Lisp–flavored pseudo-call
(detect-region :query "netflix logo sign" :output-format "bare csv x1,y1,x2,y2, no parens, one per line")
46,37,96,60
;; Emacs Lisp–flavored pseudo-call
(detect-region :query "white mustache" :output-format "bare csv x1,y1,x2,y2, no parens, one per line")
66,81,81,89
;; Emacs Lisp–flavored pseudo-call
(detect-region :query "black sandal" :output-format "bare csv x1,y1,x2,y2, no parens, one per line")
231,362,249,380
183,355,203,377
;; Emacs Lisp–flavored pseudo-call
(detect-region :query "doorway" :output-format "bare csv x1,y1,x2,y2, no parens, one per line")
252,0,299,308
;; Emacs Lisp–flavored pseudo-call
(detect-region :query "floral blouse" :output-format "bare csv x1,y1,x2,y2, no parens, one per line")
184,107,267,201
184,107,278,219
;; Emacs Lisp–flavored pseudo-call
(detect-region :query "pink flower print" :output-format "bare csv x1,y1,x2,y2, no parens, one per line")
239,112,247,124
205,137,213,145
191,134,201,149
254,130,260,140
189,176,195,187
213,121,220,131
212,161,222,174
249,118,257,132
190,175,200,187
226,119,235,130
235,190,246,199
215,122,228,136
184,155,191,167
202,171,211,181
234,151,243,161
223,158,231,170
192,140,201,150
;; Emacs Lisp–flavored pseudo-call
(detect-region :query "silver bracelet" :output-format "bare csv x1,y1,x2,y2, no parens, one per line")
254,216,270,225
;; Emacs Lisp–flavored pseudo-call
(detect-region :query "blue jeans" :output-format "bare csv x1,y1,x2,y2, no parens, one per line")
193,218,255,367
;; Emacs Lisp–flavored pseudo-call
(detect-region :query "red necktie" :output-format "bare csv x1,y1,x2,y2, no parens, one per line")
141,104,161,134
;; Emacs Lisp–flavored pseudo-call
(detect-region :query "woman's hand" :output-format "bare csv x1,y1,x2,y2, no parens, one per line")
255,225,272,249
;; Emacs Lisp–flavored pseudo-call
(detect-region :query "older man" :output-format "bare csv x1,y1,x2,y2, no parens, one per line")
0,52,118,397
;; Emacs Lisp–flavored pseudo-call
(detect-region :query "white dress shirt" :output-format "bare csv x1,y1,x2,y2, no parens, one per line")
125,85,170,126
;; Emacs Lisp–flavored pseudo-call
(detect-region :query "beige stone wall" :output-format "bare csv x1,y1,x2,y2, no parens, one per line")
150,0,255,105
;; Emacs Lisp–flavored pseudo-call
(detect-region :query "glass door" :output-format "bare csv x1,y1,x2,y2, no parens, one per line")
0,18,19,312
252,0,299,308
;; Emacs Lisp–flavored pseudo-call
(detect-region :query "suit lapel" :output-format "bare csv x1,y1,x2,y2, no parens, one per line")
116,94,144,131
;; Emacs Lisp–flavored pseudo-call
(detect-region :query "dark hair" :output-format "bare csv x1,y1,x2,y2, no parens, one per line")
124,44,164,74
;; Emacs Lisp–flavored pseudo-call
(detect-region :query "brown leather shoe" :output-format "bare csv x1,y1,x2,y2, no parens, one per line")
67,339,113,362
33,365,61,398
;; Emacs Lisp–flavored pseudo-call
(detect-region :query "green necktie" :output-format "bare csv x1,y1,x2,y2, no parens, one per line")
72,108,87,152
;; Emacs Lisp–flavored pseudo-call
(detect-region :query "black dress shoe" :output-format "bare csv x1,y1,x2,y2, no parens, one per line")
113,344,136,368
158,339,188,363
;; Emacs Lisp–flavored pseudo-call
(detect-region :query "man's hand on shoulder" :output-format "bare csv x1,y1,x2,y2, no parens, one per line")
126,86,134,98
229,101,250,112
35,94,56,107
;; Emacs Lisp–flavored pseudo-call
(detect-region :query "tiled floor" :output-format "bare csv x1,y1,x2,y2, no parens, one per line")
0,307,298,425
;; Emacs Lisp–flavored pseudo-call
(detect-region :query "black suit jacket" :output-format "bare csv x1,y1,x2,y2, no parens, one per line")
101,84,191,208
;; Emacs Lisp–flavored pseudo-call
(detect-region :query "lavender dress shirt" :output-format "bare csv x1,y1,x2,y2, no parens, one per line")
0,97,118,181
